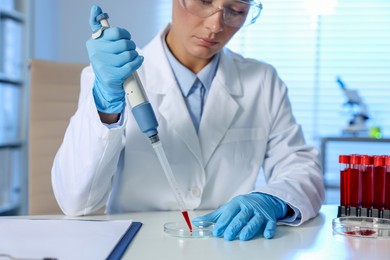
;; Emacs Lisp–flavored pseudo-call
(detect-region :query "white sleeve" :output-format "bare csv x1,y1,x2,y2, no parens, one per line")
51,66,127,216
254,66,324,226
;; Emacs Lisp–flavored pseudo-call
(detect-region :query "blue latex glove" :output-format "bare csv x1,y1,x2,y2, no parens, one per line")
86,5,144,114
193,193,287,241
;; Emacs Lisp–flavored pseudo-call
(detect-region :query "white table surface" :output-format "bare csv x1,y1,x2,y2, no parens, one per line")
81,204,390,259
7,204,390,259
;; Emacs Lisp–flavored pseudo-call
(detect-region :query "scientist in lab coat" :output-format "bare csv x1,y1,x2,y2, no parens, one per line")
52,0,324,241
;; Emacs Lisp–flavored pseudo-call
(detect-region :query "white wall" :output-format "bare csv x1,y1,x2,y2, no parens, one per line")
31,0,170,63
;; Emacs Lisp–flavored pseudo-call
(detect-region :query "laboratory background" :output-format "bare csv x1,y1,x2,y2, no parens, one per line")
0,0,389,216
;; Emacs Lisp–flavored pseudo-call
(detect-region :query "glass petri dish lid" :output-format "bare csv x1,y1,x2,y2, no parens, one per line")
164,220,215,238
332,216,390,238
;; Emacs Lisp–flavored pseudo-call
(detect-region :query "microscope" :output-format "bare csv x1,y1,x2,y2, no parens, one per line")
336,76,370,136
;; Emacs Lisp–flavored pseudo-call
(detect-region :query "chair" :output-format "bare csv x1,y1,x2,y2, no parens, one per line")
29,59,87,215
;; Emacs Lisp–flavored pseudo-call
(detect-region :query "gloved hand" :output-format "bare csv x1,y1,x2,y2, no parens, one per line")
193,193,287,241
86,5,144,114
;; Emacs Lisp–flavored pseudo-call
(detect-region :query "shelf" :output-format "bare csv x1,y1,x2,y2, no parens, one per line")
0,9,25,22
321,136,390,143
0,141,22,149
320,136,390,179
0,1,28,216
0,73,23,85
0,201,20,216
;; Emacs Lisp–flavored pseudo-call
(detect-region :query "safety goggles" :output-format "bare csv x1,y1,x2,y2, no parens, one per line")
179,0,263,27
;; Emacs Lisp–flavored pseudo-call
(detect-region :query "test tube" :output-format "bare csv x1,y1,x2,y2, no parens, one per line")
350,154,362,208
339,155,350,207
361,155,374,209
384,156,390,210
373,155,386,210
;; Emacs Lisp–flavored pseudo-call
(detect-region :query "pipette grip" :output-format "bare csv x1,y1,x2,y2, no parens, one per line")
123,73,159,138
93,12,159,139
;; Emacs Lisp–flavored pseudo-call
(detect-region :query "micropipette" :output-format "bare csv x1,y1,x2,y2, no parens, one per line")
92,12,159,143
91,10,192,231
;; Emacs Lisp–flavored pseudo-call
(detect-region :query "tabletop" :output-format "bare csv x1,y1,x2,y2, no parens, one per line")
82,204,390,259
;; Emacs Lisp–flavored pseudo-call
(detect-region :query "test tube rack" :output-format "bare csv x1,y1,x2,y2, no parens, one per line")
337,154,390,219
337,206,390,219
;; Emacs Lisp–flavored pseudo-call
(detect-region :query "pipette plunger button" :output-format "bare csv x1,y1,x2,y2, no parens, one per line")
96,13,109,22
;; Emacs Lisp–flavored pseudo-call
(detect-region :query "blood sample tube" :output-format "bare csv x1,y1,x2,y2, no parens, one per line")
350,154,362,208
361,155,374,209
339,155,350,207
384,156,390,210
373,155,386,210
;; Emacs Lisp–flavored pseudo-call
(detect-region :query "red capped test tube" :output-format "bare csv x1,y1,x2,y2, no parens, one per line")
361,155,374,209
384,156,390,210
339,155,350,207
373,156,386,210
350,154,362,208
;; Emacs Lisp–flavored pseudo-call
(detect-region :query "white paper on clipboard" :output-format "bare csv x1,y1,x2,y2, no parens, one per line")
0,218,133,260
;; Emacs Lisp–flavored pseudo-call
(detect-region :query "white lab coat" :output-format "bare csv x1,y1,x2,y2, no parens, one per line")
52,25,324,224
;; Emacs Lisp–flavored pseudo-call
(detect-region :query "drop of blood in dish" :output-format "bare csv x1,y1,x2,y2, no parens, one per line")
344,230,376,236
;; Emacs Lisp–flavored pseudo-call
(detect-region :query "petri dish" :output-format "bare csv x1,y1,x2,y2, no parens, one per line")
164,221,215,238
332,216,390,238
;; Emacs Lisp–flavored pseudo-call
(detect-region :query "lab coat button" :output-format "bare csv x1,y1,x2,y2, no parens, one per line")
191,187,201,197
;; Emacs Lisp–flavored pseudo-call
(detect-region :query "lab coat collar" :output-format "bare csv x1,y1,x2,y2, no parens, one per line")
143,25,203,164
213,48,243,97
141,25,178,95
198,48,242,165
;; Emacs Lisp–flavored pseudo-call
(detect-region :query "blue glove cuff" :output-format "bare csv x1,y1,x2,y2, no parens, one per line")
272,196,288,220
252,192,288,220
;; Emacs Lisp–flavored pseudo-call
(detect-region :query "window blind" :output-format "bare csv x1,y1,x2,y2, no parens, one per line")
155,0,390,149
227,0,390,144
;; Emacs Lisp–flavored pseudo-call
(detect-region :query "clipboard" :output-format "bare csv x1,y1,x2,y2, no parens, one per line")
107,221,142,259
0,218,142,259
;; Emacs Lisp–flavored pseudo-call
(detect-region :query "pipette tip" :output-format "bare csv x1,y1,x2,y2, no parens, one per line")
182,211,193,232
